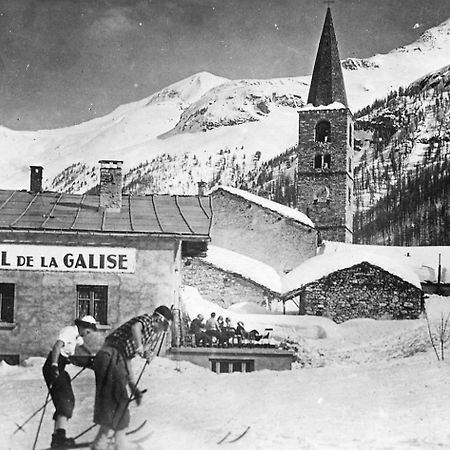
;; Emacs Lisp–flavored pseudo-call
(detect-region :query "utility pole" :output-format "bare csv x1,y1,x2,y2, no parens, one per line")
437,253,442,294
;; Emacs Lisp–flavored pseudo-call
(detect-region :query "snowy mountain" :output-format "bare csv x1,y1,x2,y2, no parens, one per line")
1,16,450,195
1,73,308,193
341,16,450,111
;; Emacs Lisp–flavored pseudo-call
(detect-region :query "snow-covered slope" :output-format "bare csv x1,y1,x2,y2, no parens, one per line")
0,73,307,192
341,17,450,111
1,16,450,193
160,77,305,137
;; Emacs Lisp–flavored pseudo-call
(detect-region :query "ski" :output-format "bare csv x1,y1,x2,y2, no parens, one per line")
217,431,231,444
130,431,154,444
227,426,250,443
217,426,250,445
39,421,148,450
126,419,148,435
39,441,94,450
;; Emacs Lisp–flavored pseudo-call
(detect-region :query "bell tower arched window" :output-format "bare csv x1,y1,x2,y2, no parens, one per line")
315,120,331,142
314,154,322,169
314,153,331,170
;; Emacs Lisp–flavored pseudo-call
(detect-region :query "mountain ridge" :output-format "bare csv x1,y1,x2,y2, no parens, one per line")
1,16,450,196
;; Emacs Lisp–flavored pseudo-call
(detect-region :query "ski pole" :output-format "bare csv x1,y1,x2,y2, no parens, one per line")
113,331,167,432
31,363,90,450
31,390,51,450
74,331,166,442
13,365,88,435
71,389,148,442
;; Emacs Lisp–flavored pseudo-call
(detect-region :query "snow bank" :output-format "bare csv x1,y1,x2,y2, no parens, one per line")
180,286,342,340
227,301,273,314
425,294,450,320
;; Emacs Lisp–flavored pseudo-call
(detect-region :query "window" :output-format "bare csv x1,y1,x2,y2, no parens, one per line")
348,187,352,204
315,120,331,142
0,354,19,365
348,124,353,147
314,154,322,169
77,285,108,325
0,283,15,323
314,153,331,170
348,157,352,174
210,359,255,373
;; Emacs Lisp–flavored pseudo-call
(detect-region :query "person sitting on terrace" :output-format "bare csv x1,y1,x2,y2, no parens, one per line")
205,312,222,344
189,314,210,346
221,317,236,344
235,321,269,342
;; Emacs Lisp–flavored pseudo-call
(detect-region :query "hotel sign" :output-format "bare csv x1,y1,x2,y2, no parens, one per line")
0,244,136,273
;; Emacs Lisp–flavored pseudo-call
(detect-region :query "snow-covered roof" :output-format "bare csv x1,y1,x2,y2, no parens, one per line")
202,245,282,293
282,250,422,295
299,102,347,111
210,185,315,228
201,243,429,298
321,241,450,284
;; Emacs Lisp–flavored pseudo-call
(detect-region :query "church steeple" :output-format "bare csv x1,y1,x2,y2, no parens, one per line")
307,7,348,107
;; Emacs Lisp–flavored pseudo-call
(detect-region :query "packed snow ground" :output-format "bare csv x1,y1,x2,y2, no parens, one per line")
2,295,450,450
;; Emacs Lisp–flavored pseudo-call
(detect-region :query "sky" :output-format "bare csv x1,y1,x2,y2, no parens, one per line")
1,0,450,131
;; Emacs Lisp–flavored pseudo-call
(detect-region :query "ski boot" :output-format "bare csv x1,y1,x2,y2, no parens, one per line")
51,429,76,448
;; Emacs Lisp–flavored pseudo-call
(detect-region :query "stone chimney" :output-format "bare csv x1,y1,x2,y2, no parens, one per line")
99,160,123,211
197,181,207,196
30,166,43,193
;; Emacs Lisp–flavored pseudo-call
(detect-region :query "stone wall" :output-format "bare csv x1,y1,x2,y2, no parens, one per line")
301,262,423,323
297,108,354,242
182,258,279,310
210,190,317,275
0,232,179,360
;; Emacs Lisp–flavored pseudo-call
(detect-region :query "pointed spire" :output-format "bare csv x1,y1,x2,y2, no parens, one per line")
307,7,348,107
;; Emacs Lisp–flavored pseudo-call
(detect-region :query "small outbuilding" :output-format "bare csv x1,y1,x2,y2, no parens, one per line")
182,245,282,309
320,241,450,296
210,186,317,275
283,251,424,323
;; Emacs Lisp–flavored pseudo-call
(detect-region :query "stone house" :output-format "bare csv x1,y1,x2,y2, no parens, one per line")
0,161,212,363
182,245,282,310
210,186,317,276
282,252,423,323
320,241,450,296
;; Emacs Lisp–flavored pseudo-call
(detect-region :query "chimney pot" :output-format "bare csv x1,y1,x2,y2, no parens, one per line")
30,166,43,193
99,160,123,211
197,181,207,196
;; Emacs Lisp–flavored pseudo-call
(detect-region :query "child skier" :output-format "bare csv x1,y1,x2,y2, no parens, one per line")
42,315,97,448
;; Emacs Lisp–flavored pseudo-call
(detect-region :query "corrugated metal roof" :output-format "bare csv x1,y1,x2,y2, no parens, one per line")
0,190,212,238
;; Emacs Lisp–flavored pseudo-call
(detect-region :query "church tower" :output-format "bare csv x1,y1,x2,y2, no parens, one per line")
297,7,354,243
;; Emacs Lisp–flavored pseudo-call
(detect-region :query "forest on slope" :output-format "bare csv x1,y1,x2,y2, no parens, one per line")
228,67,450,246
353,66,450,245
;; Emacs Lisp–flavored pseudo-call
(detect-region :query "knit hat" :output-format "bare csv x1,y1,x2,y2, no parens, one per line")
154,305,173,323
75,315,97,331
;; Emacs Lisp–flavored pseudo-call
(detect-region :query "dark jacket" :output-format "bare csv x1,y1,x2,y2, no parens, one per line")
189,318,205,334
